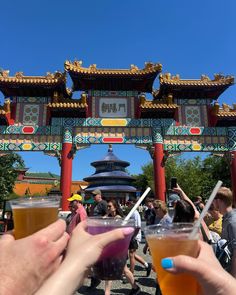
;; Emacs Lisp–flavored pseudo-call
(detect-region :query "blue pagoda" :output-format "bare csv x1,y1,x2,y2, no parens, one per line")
84,145,137,203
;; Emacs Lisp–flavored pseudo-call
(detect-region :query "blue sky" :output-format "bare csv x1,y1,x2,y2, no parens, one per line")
1,0,235,180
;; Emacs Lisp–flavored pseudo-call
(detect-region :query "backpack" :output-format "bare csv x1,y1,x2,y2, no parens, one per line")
211,239,233,271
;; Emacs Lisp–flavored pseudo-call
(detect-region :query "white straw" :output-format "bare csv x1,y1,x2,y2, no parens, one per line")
189,180,223,239
124,187,151,221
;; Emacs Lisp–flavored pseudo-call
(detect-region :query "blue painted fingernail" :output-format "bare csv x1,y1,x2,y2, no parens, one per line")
161,258,174,269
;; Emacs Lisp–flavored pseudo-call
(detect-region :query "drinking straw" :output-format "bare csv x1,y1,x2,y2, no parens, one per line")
124,187,151,221
189,180,223,239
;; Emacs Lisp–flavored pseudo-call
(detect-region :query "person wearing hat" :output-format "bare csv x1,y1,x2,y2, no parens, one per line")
168,193,180,207
90,189,108,217
66,194,87,235
89,189,108,289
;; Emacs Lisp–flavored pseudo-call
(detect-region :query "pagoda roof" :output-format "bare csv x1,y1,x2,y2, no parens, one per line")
154,73,234,99
85,185,137,193
91,145,130,167
0,70,71,98
84,171,135,181
215,103,236,120
65,60,162,92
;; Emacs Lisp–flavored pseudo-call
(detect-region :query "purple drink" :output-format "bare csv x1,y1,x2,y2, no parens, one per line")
87,218,134,280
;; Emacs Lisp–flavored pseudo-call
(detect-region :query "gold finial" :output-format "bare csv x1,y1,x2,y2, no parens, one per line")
172,74,180,80
212,102,220,115
139,94,146,105
222,103,230,112
130,64,139,72
15,72,24,78
89,64,97,71
108,144,113,152
163,73,171,80
0,69,10,78
53,91,59,102
46,72,54,79
4,99,11,113
201,74,210,81
74,60,83,67
166,93,173,104
81,93,87,104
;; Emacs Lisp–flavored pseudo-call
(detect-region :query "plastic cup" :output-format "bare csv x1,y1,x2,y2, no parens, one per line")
87,217,135,280
10,196,60,239
145,223,199,295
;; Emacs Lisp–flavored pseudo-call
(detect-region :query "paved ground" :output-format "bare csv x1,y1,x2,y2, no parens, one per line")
76,224,157,295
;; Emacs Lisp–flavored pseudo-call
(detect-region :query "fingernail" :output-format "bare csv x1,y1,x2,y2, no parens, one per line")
122,227,134,235
161,258,174,269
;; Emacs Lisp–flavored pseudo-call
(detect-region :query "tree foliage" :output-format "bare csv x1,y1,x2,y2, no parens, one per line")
133,153,231,201
0,153,25,201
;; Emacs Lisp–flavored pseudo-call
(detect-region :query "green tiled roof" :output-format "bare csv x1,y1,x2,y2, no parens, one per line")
25,172,60,179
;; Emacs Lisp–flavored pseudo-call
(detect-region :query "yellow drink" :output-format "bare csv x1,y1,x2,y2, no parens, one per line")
145,223,199,295
147,236,198,295
13,207,58,239
10,196,60,239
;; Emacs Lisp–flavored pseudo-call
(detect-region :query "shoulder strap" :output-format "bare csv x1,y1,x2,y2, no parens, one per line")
200,224,211,244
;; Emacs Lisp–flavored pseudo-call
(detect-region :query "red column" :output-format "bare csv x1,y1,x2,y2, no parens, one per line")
60,129,73,211
153,143,166,201
231,151,236,206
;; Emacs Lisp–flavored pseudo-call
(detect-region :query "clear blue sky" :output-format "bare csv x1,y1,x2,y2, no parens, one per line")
1,0,235,180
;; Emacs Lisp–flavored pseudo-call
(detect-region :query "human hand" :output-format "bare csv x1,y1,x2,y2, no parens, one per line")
0,219,69,295
161,240,236,295
172,184,183,196
36,221,134,295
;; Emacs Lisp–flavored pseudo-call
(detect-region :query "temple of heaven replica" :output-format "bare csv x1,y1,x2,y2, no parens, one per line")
84,145,137,203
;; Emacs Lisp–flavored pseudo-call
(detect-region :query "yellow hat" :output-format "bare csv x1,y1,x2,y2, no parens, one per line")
67,194,83,202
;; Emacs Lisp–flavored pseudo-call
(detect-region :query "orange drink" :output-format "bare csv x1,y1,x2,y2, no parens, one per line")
145,223,199,295
10,196,60,239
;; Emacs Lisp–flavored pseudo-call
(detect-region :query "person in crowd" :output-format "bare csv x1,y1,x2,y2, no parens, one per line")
90,189,108,217
172,199,195,223
127,199,152,278
153,200,172,225
89,189,108,288
173,184,211,242
0,219,70,295
161,239,236,295
104,199,141,295
193,195,205,213
167,193,180,208
205,203,222,236
214,187,236,277
143,198,156,255
144,198,156,226
66,194,87,235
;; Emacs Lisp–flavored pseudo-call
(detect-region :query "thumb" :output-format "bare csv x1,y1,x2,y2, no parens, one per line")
161,255,213,283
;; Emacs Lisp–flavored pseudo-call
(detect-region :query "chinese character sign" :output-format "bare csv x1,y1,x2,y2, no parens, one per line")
99,98,128,118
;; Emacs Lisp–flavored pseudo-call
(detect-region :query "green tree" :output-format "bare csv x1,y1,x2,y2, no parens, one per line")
133,152,232,202
0,153,25,202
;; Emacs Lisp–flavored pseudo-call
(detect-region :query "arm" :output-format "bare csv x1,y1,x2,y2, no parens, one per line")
173,184,199,218
173,185,211,241
161,240,236,295
230,249,236,278
36,221,134,295
0,219,69,295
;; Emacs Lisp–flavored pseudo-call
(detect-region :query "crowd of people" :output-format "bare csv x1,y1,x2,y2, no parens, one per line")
1,185,236,295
